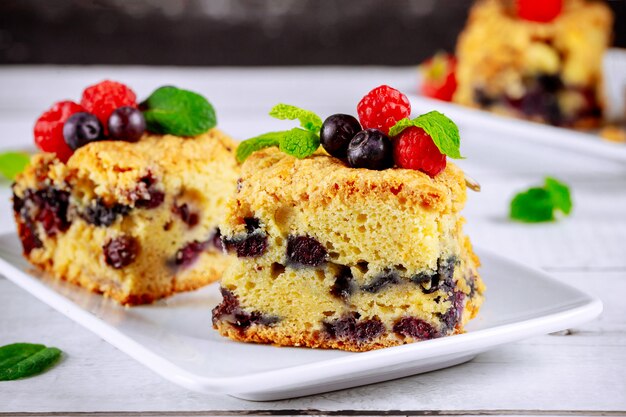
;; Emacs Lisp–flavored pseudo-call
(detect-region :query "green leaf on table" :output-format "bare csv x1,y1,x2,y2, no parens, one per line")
0,152,30,181
0,343,62,381
509,177,573,223
142,86,216,137
510,187,555,223
545,176,573,215
269,104,323,134
388,111,463,159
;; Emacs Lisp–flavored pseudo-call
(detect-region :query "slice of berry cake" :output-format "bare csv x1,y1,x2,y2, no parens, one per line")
453,0,613,127
213,86,484,351
12,81,238,305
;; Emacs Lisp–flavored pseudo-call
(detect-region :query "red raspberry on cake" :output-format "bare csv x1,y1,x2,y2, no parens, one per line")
394,126,446,177
34,100,85,163
357,85,411,135
81,80,137,130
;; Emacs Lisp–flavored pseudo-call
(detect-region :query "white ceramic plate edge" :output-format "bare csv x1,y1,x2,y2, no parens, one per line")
0,240,602,399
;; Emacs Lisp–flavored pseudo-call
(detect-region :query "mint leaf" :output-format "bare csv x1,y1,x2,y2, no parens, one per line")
510,177,573,223
279,128,320,159
236,128,320,163
269,104,323,133
236,131,285,163
545,177,572,215
0,343,62,381
388,111,463,159
510,188,555,223
0,152,30,180
237,104,323,163
142,86,216,137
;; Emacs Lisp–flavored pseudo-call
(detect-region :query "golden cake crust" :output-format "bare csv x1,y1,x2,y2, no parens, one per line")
238,148,467,214
228,147,467,232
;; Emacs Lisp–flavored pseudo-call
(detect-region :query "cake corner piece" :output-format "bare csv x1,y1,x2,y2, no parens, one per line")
12,81,239,305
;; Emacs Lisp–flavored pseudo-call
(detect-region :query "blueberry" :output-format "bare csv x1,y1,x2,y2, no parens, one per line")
416,258,456,294
323,313,385,342
286,235,327,267
108,106,146,143
82,199,131,227
244,217,261,233
361,271,399,293
104,236,139,269
222,217,268,258
393,317,438,340
440,291,465,331
12,193,24,215
17,219,42,255
330,266,355,301
212,288,279,331
210,228,224,251
34,188,71,237
135,189,165,209
174,240,208,268
223,234,268,258
347,129,394,170
173,203,199,228
63,112,103,150
320,114,362,158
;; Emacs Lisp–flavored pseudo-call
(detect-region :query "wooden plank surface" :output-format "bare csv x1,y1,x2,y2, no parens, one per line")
0,67,625,415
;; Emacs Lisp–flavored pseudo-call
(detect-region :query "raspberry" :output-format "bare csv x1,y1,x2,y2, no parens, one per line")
517,0,562,23
420,53,457,102
34,101,84,163
357,85,411,135
393,126,446,177
81,80,137,130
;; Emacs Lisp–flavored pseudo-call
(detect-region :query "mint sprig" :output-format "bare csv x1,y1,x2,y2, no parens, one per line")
236,131,284,163
236,104,322,163
269,104,323,133
388,111,463,159
142,86,216,137
510,177,573,223
0,152,30,181
0,343,62,381
280,128,320,158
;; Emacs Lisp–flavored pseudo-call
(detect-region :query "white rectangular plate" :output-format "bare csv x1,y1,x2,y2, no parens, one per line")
0,232,601,401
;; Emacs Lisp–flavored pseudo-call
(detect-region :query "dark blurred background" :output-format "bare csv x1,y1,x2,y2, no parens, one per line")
0,0,624,66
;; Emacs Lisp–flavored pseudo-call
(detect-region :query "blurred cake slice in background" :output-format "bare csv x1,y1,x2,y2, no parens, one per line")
453,0,613,128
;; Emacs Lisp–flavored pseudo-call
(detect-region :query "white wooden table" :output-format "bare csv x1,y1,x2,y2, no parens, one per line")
1,67,625,416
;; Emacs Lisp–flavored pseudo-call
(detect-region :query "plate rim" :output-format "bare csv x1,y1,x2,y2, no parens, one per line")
0,232,603,396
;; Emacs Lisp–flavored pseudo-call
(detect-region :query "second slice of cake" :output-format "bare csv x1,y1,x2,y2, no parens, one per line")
12,81,239,305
